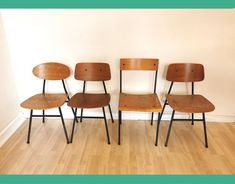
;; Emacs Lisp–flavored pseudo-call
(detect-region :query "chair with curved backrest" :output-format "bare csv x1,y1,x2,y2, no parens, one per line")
159,63,215,148
68,62,113,144
118,58,162,145
20,62,73,144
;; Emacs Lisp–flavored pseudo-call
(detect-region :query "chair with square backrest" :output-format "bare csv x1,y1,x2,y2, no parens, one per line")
118,58,162,145
20,62,76,144
159,63,215,148
68,62,114,144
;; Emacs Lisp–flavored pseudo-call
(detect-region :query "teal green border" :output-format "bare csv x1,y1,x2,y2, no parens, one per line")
0,0,235,183
0,175,235,184
0,0,234,8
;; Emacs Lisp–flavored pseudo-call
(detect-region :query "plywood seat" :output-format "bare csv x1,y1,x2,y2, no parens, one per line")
68,93,110,108
119,93,162,112
166,94,215,113
20,93,67,110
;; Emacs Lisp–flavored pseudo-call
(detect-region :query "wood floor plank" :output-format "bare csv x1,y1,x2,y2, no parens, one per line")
0,119,235,174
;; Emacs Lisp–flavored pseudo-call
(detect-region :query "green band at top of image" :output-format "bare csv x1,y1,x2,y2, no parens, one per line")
0,0,234,8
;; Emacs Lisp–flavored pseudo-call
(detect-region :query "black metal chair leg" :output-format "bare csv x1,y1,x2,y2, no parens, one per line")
202,112,208,148
155,112,161,146
70,108,77,143
150,112,154,126
42,110,45,123
159,99,167,122
102,107,110,144
120,110,122,125
58,107,69,144
27,109,33,144
62,79,78,123
108,104,114,123
80,108,83,122
71,107,78,123
165,110,175,147
118,110,121,145
192,113,194,125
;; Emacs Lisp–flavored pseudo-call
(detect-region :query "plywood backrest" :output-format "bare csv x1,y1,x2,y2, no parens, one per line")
120,58,159,71
33,62,70,80
166,63,204,82
75,63,111,81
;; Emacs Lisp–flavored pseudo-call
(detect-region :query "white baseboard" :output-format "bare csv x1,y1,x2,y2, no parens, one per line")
112,112,235,123
0,115,25,147
205,114,235,123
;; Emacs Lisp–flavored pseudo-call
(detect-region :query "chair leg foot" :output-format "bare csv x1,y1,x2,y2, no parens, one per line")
118,110,121,145
150,112,154,126
108,104,114,123
70,108,77,143
202,112,208,148
164,110,175,147
192,113,194,125
27,109,33,144
42,110,45,123
155,112,161,146
102,107,110,144
58,107,70,144
80,108,83,123
71,107,78,123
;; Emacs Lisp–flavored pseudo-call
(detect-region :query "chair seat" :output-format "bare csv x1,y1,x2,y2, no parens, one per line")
119,93,162,112
166,94,215,113
20,93,67,110
68,93,110,108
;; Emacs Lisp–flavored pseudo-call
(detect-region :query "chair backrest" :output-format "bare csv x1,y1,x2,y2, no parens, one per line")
75,63,111,81
33,62,70,80
166,63,204,82
120,58,158,71
119,58,159,93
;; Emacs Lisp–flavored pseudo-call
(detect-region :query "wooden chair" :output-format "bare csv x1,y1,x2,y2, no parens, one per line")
160,63,215,148
20,62,75,144
118,58,162,145
68,63,113,144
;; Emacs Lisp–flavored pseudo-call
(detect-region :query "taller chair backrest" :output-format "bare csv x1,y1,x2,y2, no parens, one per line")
166,63,204,95
120,58,159,93
74,62,111,93
32,62,70,96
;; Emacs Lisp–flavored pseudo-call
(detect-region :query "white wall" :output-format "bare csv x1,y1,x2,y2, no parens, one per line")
1,9,235,122
0,13,23,146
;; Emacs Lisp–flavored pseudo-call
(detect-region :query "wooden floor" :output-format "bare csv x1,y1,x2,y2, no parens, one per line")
0,118,235,174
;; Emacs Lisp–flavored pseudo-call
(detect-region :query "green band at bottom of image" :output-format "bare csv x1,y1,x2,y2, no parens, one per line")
0,175,235,184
